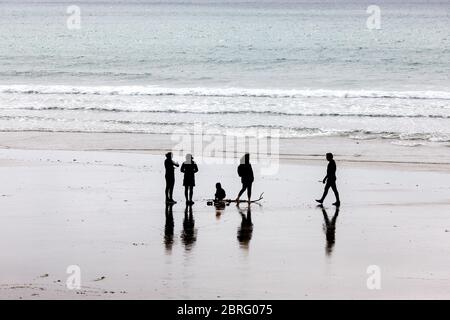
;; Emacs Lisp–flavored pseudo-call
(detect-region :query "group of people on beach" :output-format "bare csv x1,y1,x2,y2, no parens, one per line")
164,151,340,206
164,152,255,205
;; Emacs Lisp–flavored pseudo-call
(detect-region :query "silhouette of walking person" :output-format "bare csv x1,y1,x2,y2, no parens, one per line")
237,204,253,248
181,204,196,250
180,154,198,205
236,153,254,204
164,152,179,203
316,153,340,206
321,206,339,256
164,203,174,252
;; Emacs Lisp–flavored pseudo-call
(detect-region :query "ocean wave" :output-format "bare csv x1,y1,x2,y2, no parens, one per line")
1,85,450,100
0,115,449,143
0,115,187,127
7,105,450,119
0,71,153,78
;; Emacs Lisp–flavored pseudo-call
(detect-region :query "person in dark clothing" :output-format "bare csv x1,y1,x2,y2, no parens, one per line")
215,182,226,201
164,152,179,203
236,153,254,203
316,153,340,206
180,154,198,204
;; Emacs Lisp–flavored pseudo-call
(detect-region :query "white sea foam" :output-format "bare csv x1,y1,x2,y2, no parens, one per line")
1,85,450,100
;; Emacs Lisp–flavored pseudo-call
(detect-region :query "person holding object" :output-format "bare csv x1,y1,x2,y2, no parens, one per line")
164,152,179,203
236,153,254,204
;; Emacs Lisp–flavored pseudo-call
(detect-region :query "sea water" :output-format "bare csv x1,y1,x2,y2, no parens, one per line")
0,0,449,144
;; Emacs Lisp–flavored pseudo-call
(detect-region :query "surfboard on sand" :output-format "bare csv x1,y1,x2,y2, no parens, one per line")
206,193,264,206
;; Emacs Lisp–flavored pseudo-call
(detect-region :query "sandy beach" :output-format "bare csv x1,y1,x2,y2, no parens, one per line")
0,131,449,299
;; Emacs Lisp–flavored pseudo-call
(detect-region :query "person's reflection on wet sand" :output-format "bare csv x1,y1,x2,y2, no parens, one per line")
237,204,253,248
164,203,175,252
181,204,196,250
320,206,339,256
215,202,226,220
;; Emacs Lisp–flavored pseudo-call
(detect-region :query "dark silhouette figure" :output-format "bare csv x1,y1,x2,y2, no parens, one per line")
180,154,198,205
164,203,174,252
237,205,253,248
236,153,254,203
321,206,340,256
213,183,227,218
181,204,196,250
316,153,340,206
215,182,226,201
164,152,179,203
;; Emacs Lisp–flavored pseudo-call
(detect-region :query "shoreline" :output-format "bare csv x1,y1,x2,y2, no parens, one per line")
1,0,450,300
0,131,449,171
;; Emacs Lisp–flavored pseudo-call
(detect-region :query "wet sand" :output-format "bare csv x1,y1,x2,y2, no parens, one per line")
0,132,449,299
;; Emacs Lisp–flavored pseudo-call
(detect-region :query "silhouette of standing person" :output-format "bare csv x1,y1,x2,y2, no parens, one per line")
321,206,339,256
237,204,253,248
180,154,198,205
164,203,174,252
316,153,340,206
236,153,254,203
164,152,179,203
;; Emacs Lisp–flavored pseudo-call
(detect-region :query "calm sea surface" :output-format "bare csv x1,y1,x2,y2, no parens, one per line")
0,1,449,144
